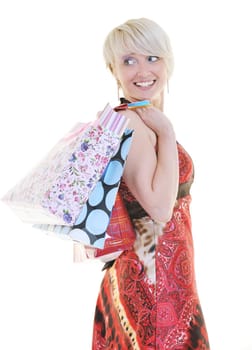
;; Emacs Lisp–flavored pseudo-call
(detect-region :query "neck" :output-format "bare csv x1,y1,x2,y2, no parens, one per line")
152,94,164,111
122,92,165,111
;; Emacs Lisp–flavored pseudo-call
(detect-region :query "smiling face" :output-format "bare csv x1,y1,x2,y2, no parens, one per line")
113,53,168,108
103,18,174,109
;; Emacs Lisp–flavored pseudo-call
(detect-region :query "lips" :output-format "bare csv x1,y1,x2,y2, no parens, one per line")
134,80,155,87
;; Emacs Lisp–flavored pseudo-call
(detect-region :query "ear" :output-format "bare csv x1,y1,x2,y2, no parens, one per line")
108,63,114,74
108,64,120,87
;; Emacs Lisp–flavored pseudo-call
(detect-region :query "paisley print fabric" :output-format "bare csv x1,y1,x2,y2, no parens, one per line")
92,143,210,349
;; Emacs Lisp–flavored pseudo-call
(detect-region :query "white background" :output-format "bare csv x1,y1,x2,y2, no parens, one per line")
0,0,252,349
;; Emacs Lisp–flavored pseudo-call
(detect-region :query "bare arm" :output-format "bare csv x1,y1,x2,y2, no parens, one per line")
122,107,179,223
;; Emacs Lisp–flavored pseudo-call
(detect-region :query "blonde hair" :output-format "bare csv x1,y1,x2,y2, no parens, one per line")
103,18,174,79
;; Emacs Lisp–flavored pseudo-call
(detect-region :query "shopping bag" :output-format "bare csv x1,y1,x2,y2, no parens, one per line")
73,192,136,262
2,103,130,227
34,128,134,249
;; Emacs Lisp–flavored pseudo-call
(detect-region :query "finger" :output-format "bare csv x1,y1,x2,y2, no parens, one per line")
136,107,147,114
135,108,145,118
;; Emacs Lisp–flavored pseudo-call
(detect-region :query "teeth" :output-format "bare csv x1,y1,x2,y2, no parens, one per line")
135,81,154,87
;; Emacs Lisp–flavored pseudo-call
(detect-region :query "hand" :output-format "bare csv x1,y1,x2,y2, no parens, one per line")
135,106,174,136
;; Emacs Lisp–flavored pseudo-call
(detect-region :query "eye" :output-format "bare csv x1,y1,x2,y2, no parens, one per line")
147,56,160,62
123,57,137,65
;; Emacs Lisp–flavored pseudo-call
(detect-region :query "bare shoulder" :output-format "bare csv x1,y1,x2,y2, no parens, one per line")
121,110,156,147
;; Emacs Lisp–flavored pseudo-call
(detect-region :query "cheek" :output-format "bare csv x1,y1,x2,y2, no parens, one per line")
117,70,135,85
157,70,169,86
155,61,168,76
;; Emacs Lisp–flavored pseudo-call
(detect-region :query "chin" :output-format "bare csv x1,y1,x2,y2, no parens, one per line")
136,93,153,101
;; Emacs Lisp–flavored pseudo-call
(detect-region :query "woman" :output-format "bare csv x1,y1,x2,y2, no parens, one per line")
92,18,210,349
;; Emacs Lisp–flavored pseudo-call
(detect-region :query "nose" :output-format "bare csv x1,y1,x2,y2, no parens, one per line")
136,59,150,77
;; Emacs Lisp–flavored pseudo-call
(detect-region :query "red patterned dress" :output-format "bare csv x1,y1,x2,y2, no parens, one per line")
92,143,210,349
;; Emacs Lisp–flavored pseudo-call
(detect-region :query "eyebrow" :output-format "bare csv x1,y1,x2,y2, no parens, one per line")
121,53,137,59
